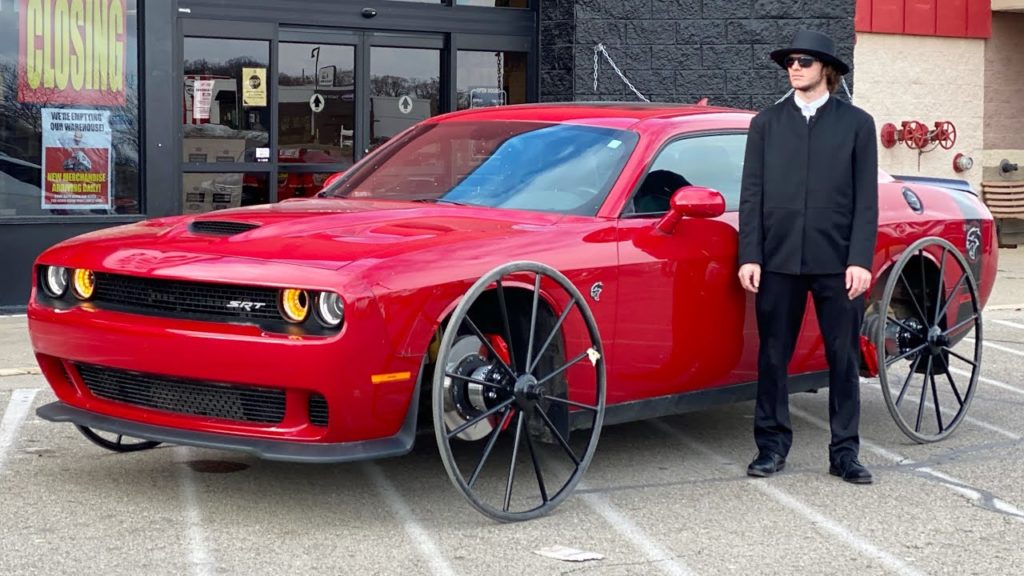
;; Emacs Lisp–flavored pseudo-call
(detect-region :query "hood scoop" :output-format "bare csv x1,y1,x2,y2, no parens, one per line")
189,220,261,236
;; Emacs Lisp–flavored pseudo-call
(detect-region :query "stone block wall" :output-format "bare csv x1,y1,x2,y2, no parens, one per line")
539,0,856,111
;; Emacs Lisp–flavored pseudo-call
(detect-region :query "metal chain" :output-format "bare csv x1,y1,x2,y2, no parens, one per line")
593,43,650,103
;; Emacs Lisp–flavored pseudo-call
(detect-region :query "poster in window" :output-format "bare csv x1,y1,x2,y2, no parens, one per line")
41,108,113,210
242,67,266,107
17,0,128,105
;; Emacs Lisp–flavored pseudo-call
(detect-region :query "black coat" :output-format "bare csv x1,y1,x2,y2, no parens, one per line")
738,95,879,274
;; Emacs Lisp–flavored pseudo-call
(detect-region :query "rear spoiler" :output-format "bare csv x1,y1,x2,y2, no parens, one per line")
892,174,978,197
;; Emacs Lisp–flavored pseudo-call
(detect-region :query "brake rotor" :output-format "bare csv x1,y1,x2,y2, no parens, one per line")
442,335,504,441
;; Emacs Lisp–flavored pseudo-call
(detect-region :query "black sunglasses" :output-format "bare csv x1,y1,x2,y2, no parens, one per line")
784,55,818,69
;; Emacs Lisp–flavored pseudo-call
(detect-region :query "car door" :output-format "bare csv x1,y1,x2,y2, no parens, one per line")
611,132,758,402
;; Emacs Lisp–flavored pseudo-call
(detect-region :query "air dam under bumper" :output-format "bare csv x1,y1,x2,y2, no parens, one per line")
36,399,419,464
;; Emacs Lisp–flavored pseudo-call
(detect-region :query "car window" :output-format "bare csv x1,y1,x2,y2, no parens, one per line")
320,121,639,216
628,133,747,215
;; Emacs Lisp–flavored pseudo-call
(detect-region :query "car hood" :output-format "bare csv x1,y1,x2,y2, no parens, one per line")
45,198,563,273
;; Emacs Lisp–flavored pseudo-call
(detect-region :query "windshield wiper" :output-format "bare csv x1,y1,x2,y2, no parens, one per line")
412,198,474,207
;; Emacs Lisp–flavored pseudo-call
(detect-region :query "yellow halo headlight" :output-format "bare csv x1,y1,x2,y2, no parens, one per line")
279,289,309,323
72,269,95,300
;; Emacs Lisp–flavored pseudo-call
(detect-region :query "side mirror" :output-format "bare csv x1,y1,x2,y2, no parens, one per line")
654,186,726,234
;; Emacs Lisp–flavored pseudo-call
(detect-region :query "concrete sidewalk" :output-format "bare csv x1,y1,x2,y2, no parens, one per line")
2,247,1022,373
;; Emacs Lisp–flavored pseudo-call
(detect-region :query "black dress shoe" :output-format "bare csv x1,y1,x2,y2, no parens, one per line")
829,457,873,484
747,452,786,477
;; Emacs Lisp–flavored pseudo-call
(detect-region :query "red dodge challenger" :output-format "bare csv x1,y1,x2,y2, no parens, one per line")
28,103,996,521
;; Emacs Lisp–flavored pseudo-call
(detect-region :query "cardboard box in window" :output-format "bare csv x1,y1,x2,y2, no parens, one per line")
182,173,213,214
183,138,246,163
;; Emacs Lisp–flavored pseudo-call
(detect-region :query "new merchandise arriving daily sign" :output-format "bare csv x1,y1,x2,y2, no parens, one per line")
41,108,113,210
18,0,128,106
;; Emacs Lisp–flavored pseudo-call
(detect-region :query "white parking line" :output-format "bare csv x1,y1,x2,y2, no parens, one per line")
991,319,1024,331
652,421,926,576
175,448,215,576
0,389,39,472
580,489,696,576
363,462,456,576
948,367,1024,398
861,381,1021,441
789,407,1024,523
966,337,1024,357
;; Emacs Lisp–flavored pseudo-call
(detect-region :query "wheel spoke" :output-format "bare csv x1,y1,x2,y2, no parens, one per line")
523,413,550,504
524,273,542,376
116,435,124,446
495,280,517,372
942,313,978,339
468,408,514,488
446,397,515,440
934,273,967,326
503,412,525,512
535,404,580,467
536,350,590,388
528,299,577,375
936,354,964,407
886,342,928,367
933,248,947,326
943,347,978,367
444,371,508,392
542,394,598,412
915,355,933,433
930,372,944,433
463,315,517,380
895,354,923,407
899,272,929,326
887,316,924,336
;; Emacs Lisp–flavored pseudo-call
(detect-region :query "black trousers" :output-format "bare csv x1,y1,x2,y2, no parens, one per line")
754,271,864,463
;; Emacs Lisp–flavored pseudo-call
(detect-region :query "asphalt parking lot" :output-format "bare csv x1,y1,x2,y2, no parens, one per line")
2,251,1023,576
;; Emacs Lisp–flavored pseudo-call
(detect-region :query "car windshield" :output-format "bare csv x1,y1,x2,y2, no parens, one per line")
319,121,639,215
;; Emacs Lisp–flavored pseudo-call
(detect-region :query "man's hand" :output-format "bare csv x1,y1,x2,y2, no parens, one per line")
846,265,872,300
738,263,761,294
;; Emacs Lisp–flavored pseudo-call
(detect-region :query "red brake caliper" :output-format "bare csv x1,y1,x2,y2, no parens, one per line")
482,334,515,430
859,335,879,378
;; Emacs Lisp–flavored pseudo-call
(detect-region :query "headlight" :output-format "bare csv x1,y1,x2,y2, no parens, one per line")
42,266,69,298
315,292,345,327
279,288,309,323
72,269,95,300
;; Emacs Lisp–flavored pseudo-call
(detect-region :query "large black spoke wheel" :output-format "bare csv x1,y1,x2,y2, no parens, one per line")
875,237,982,443
432,261,606,522
75,425,162,453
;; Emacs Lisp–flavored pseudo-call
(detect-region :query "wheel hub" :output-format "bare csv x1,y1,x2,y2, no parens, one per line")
926,325,948,355
443,336,512,441
513,374,546,408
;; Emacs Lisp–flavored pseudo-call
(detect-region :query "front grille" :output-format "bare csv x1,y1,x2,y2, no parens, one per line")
77,363,286,424
309,394,329,427
92,273,281,321
189,221,260,236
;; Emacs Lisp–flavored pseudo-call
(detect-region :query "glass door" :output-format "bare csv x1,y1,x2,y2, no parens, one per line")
276,29,360,201
180,20,274,214
365,33,444,153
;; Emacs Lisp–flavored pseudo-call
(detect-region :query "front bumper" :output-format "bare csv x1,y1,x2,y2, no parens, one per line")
37,399,419,463
28,295,422,446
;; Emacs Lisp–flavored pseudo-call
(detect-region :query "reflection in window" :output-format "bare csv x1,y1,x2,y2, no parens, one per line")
632,134,747,215
278,172,338,201
369,47,440,150
323,121,637,216
0,0,141,217
457,51,527,110
182,173,268,214
278,43,356,168
183,38,270,163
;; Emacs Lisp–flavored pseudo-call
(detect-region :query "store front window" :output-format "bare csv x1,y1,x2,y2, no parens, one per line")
0,0,140,217
457,50,527,110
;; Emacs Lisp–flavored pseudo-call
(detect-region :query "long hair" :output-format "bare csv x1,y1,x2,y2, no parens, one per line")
824,65,842,93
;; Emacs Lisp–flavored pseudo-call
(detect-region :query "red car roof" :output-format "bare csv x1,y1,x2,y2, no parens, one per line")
429,102,752,130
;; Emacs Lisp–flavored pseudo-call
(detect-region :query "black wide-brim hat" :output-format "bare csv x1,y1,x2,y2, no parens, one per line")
770,30,850,76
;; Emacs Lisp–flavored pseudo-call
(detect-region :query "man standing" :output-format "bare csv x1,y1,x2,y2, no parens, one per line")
738,30,878,484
